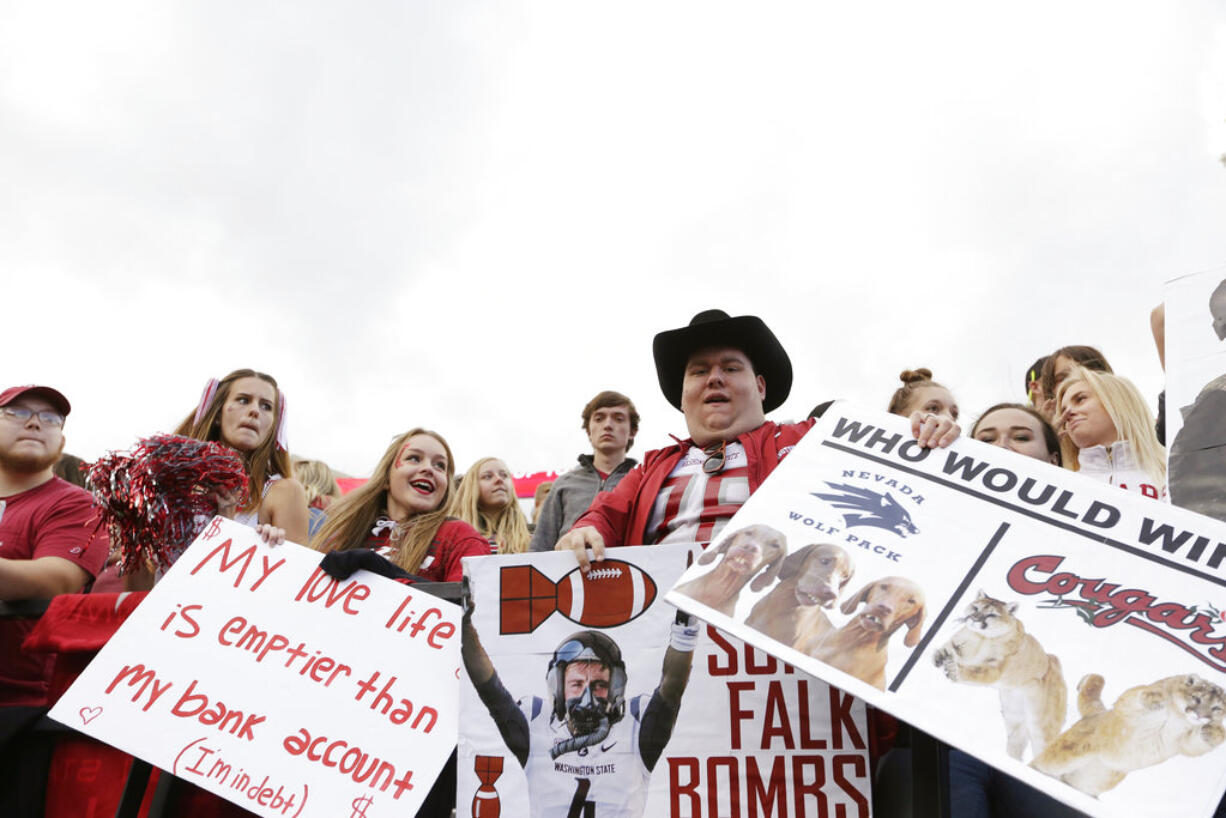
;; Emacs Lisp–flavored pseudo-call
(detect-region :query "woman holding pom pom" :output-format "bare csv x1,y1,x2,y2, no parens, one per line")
116,367,298,588
312,429,488,582
177,369,309,544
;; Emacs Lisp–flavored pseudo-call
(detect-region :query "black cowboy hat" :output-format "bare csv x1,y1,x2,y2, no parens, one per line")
652,309,792,413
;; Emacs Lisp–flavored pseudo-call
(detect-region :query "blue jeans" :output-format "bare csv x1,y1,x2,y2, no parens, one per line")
949,749,1086,818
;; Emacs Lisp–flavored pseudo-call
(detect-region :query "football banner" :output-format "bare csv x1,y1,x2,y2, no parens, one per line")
666,402,1226,818
458,544,872,818
1165,267,1226,524
49,518,459,818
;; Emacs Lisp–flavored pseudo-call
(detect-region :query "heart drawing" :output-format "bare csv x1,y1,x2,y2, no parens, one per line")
79,706,102,725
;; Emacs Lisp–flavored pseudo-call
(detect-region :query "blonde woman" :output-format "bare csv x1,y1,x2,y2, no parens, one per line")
450,457,531,554
294,459,341,509
312,429,487,582
293,458,341,537
1056,366,1166,500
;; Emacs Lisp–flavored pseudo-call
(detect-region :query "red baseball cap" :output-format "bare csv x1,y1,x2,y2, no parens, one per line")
0,385,72,417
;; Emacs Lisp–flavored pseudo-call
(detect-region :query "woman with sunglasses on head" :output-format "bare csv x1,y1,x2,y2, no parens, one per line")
313,429,487,581
449,457,531,555
1037,345,1113,421
1055,366,1166,500
176,369,310,543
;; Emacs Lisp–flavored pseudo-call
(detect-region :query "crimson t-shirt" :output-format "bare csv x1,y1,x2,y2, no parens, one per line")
0,476,109,706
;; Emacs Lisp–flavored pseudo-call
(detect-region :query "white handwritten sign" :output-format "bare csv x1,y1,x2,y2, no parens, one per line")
668,403,1226,818
50,517,459,818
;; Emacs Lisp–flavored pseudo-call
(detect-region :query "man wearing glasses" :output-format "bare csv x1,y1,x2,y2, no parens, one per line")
0,386,108,698
0,385,109,817
557,310,959,569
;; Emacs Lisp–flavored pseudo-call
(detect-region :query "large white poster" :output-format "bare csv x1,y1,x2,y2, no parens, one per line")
49,518,459,818
668,403,1226,818
458,544,872,817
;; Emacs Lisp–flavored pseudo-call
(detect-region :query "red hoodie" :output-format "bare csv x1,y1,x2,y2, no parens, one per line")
571,419,815,547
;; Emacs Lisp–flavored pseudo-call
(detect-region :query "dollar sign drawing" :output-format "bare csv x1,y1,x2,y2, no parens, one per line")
349,795,373,818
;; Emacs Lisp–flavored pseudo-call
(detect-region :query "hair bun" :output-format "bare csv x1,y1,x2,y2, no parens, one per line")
899,368,933,385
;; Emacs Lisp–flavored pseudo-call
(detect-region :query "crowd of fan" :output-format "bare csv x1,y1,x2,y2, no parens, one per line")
0,304,1190,817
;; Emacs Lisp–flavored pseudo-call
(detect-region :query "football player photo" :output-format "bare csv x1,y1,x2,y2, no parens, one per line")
462,599,699,817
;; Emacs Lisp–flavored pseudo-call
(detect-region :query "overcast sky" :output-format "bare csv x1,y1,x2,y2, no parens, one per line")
4,1,1225,481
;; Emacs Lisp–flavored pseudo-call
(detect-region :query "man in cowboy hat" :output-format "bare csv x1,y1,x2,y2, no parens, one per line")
556,310,958,569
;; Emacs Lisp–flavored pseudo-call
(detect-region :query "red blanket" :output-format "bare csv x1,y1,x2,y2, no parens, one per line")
23,593,251,817
23,592,147,703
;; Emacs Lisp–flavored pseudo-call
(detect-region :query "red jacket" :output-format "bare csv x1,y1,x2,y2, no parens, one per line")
571,419,815,547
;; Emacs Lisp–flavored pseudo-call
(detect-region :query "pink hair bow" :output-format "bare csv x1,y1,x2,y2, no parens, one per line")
276,390,289,453
193,378,221,427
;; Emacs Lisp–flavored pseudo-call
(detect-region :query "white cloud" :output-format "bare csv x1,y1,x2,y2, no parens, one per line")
2,0,1223,481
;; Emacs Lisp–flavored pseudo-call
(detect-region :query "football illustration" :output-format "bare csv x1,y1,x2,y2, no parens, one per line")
499,560,658,635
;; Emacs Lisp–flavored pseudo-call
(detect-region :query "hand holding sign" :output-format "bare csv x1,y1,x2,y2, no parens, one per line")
666,403,1226,818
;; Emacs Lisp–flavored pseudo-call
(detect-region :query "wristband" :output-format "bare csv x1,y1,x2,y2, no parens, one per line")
669,618,702,652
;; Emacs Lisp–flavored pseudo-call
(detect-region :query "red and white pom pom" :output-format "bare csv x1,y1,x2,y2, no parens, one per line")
86,434,250,574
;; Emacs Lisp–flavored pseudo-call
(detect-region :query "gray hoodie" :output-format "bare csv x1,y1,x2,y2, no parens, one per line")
528,454,638,551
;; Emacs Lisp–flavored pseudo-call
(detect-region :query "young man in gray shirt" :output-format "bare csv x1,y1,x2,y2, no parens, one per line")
530,391,639,551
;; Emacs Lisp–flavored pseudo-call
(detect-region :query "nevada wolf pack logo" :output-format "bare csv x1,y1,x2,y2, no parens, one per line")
813,482,920,537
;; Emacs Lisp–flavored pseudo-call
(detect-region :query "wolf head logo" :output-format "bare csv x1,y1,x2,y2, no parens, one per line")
812,482,919,537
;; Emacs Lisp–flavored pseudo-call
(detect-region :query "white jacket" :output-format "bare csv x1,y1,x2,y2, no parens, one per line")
1078,440,1167,501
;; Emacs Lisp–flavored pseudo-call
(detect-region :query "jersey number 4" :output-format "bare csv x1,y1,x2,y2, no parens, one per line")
568,777,595,818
